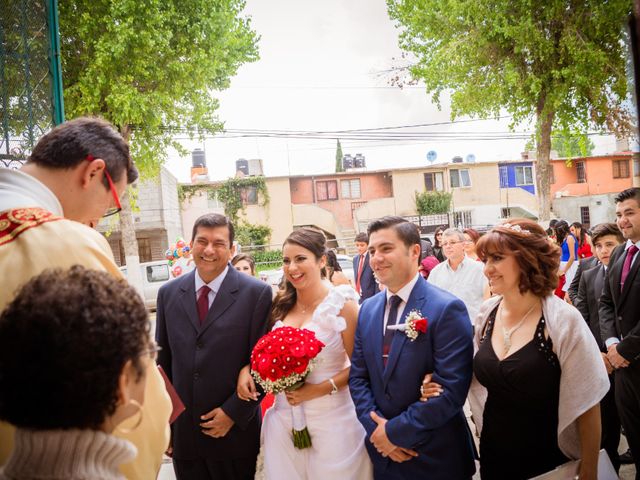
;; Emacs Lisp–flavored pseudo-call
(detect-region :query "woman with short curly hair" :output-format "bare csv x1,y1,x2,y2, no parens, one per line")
420,219,609,480
0,265,154,480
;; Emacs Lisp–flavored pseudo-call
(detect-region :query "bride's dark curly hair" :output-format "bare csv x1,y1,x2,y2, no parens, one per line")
270,228,327,326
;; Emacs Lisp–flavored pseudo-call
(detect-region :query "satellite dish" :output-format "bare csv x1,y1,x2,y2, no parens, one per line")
426,150,437,163
466,154,476,163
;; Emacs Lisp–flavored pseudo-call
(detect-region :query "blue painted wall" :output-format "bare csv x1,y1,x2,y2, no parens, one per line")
498,162,535,195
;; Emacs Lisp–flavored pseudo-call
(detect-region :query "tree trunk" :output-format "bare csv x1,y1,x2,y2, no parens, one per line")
535,98,554,222
118,125,143,296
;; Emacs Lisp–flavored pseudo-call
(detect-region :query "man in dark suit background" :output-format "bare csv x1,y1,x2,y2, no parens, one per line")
354,232,378,304
567,254,599,304
575,222,622,472
599,187,640,479
156,213,272,479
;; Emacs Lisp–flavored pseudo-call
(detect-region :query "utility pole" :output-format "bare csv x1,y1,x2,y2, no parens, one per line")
46,0,64,125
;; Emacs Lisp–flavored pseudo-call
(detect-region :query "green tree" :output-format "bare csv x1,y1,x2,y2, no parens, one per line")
525,132,595,158
387,0,633,220
58,0,258,287
335,139,344,172
414,191,452,215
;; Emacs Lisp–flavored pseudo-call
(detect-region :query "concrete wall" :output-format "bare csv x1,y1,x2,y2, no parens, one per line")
99,167,183,263
239,177,294,247
289,172,393,230
551,155,634,197
292,204,340,237
180,177,294,249
552,193,618,227
390,162,538,226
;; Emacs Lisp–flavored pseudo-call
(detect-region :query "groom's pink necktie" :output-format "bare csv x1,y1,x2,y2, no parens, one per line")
383,295,402,368
197,285,211,325
620,245,639,289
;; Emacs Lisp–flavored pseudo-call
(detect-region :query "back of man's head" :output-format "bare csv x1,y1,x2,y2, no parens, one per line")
29,117,138,185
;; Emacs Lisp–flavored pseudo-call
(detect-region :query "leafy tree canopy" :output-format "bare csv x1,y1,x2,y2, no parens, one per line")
525,132,595,158
387,0,633,219
59,0,259,178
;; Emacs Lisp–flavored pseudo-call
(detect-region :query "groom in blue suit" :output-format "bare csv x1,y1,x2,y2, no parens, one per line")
349,216,476,479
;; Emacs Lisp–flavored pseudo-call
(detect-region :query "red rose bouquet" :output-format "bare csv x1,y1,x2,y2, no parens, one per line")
250,326,325,448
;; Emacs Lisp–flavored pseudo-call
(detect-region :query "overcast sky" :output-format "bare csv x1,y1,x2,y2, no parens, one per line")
164,0,619,183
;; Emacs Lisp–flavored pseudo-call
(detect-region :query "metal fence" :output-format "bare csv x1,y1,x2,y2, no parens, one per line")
1,0,59,169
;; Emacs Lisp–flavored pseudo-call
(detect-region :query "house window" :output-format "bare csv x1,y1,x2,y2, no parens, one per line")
137,238,152,263
634,157,640,177
316,180,338,201
515,166,534,186
452,210,472,228
576,161,586,183
499,167,509,188
240,186,258,205
341,179,361,199
612,159,630,179
580,206,590,227
550,165,556,184
424,172,444,191
450,169,471,188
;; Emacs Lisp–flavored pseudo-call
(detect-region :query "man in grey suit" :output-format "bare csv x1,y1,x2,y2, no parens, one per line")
575,222,622,472
156,213,272,479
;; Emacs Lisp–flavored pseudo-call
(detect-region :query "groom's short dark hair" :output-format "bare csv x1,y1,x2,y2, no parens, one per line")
368,216,420,248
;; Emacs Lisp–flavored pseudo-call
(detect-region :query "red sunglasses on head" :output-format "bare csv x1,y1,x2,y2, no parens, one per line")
86,155,122,217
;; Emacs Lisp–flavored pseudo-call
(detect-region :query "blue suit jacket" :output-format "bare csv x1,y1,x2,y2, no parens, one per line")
353,252,377,303
155,266,272,461
349,278,476,479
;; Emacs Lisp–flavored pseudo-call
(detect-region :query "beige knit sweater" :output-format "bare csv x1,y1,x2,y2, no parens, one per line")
0,428,136,480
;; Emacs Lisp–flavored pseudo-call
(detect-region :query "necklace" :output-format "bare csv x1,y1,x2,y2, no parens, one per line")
297,296,323,314
500,303,536,352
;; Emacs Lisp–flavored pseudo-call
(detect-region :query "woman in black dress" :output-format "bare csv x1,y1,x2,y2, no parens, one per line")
420,219,608,480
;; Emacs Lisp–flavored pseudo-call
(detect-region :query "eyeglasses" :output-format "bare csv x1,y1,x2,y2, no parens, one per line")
86,155,122,217
442,240,463,247
139,341,162,361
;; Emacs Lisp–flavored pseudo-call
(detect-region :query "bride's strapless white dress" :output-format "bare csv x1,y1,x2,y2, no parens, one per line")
261,285,373,480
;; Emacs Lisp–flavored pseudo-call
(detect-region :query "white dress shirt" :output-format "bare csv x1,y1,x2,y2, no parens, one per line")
427,255,487,323
194,265,229,308
383,272,422,334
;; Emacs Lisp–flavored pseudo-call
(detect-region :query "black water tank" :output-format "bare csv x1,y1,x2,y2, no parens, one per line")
452,155,463,163
236,159,249,175
192,149,206,168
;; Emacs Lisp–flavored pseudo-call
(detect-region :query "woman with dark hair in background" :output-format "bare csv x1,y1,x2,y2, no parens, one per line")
432,226,447,262
325,250,351,286
570,221,593,260
463,227,481,261
0,266,155,480
232,253,257,277
236,228,372,479
421,220,608,480
554,220,578,298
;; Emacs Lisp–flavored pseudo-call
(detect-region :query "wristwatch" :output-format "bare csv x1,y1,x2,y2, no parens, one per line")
329,378,338,395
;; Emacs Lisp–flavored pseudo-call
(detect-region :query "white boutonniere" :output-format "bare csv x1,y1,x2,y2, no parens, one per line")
387,310,429,341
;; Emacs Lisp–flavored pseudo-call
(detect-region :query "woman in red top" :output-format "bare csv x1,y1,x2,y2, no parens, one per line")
570,222,593,259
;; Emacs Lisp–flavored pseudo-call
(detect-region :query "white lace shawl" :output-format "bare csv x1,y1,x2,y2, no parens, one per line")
468,294,610,459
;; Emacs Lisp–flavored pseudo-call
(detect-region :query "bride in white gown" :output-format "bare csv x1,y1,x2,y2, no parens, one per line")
237,228,372,480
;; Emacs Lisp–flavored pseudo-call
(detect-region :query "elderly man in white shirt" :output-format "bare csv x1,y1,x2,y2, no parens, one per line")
427,228,489,323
